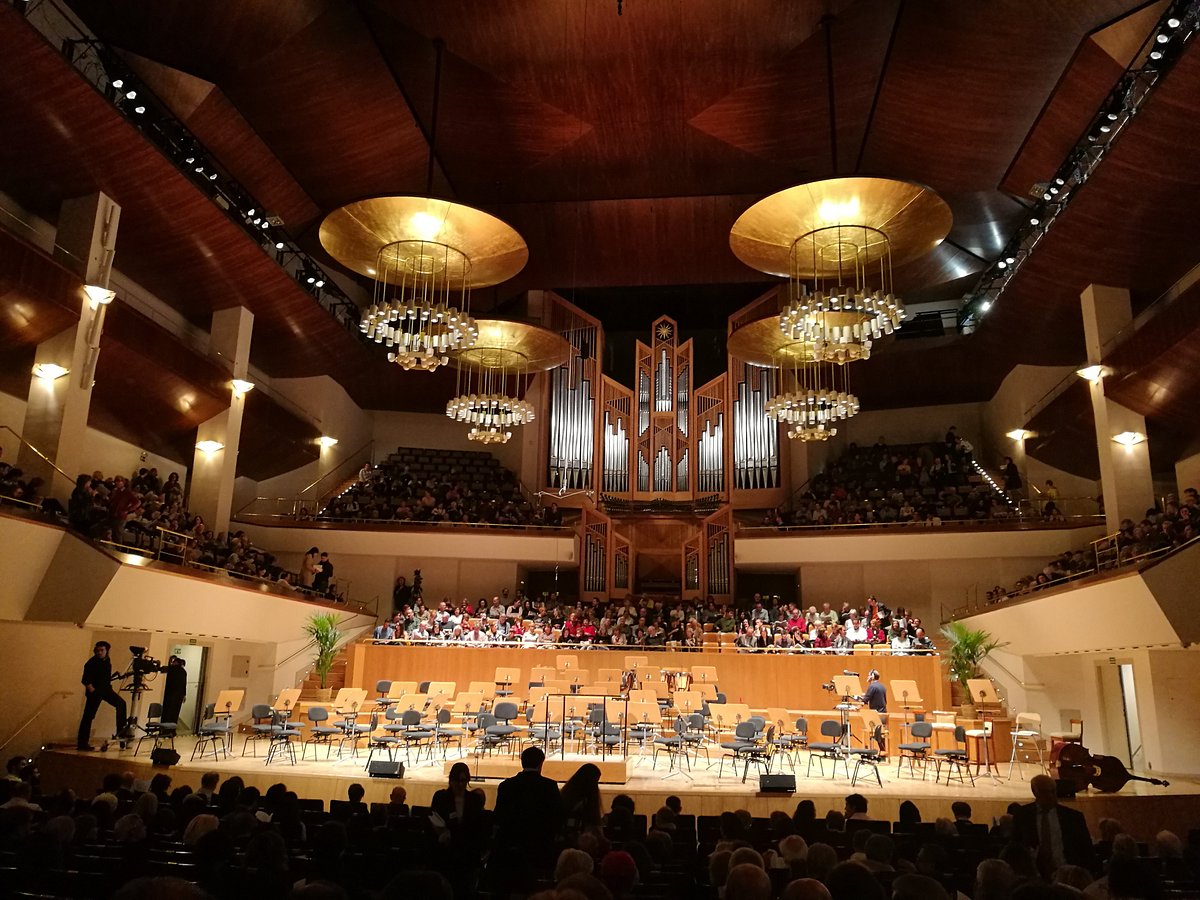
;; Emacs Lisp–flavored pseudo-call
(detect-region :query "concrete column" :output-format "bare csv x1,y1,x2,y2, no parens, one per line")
1080,284,1155,532
19,193,120,500
187,307,254,535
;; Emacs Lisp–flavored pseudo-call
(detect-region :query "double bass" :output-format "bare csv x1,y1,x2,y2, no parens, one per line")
1053,742,1170,793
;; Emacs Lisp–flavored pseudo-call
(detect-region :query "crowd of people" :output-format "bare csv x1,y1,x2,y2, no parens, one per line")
54,465,330,598
0,755,1195,900
985,488,1199,604
374,585,935,654
760,430,1016,529
317,453,557,528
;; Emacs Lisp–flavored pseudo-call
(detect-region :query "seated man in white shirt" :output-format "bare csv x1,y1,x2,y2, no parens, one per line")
845,616,868,643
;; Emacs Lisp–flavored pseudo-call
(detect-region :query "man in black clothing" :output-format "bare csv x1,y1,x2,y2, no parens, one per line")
861,669,887,713
313,552,334,594
1013,773,1098,876
160,655,187,724
491,747,563,893
77,642,127,750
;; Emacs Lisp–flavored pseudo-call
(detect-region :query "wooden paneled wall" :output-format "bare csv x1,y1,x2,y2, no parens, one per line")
348,644,947,712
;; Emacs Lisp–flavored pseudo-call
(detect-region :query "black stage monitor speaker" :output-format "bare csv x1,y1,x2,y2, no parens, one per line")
368,760,404,779
759,773,796,793
150,748,180,767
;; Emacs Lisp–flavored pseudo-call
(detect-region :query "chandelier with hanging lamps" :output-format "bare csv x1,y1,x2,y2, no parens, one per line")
319,197,527,372
317,39,528,374
446,319,571,445
728,177,951,438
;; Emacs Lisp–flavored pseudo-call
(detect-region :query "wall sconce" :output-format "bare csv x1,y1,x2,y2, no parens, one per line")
83,284,116,306
32,362,71,380
318,435,339,448
1076,365,1109,383
195,440,225,454
1006,429,1034,441
231,379,255,397
1111,431,1146,446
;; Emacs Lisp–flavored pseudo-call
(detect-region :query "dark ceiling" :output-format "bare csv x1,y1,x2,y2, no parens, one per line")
1,0,1198,478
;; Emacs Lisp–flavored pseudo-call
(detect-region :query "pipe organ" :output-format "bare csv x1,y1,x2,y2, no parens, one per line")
634,317,693,498
731,361,779,490
546,300,601,492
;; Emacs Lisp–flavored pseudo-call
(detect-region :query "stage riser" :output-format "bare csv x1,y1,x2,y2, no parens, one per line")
348,645,948,713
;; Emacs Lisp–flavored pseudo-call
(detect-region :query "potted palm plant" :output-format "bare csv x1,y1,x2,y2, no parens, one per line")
304,612,342,702
940,621,1006,717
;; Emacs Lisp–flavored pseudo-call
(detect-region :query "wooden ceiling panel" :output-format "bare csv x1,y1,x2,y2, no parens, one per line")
1001,37,1127,199
860,1,1147,192
1024,380,1101,481
121,52,321,233
0,231,83,352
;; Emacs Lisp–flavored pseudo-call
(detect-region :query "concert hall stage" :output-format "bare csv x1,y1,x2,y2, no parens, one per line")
36,739,1200,841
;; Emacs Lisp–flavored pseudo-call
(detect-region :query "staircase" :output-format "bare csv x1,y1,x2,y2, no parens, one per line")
299,647,349,698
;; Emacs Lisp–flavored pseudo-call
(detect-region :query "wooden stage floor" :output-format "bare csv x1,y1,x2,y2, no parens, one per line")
36,738,1200,841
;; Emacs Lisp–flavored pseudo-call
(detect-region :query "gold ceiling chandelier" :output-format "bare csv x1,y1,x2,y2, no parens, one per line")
447,319,571,444
319,197,527,372
728,177,951,439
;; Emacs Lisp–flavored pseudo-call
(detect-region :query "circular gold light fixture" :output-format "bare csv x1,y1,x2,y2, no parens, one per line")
446,319,571,445
730,177,951,363
320,197,529,372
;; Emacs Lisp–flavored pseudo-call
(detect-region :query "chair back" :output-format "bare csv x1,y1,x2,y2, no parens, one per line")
734,721,757,740
493,701,518,722
1016,712,1041,731
401,709,424,727
375,679,392,694
251,704,272,720
953,724,967,744
795,717,808,736
437,707,452,725
309,706,329,724
418,680,431,693
147,702,163,719
820,719,843,739
910,721,933,739
674,716,687,736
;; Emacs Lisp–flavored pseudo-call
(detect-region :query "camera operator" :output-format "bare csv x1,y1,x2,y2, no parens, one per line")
160,655,187,724
77,641,127,751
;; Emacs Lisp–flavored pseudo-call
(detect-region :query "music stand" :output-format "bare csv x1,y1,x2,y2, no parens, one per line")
214,689,244,721
274,688,302,722
831,676,862,759
966,679,1002,783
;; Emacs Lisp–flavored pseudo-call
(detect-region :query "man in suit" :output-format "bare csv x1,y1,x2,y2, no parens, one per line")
1013,774,1098,876
490,747,563,893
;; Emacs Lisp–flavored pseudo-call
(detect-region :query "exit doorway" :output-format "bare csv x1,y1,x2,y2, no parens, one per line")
167,643,208,734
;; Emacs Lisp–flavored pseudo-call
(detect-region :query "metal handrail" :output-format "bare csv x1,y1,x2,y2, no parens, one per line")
0,690,75,752
236,512,576,533
739,514,1103,536
359,636,938,656
0,424,74,483
302,439,374,497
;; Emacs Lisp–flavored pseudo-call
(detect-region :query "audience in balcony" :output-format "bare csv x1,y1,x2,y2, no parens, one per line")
986,490,1198,604
318,447,544,527
763,435,1010,529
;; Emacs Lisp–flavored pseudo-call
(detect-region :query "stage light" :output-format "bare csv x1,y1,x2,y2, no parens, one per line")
1100,123,1111,133
32,362,70,380
1112,431,1146,446
125,90,137,99
195,440,225,454
1167,16,1181,27
111,78,123,89
133,106,145,114
980,300,992,312
260,221,269,229
1030,217,1039,226
314,279,325,288
247,208,256,217
275,241,285,249
84,284,116,305
1150,48,1164,60
307,275,316,284
997,261,1007,269
208,173,218,181
1157,32,1171,43
1005,256,1015,264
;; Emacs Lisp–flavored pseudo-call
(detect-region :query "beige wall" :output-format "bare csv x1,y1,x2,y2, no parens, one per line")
1176,450,1200,497
371,410,525,481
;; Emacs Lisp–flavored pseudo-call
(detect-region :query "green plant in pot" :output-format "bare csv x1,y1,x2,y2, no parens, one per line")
940,621,1006,717
304,612,342,702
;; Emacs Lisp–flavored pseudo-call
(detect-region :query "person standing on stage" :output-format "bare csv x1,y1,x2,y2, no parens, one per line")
861,669,887,714
77,641,127,750
160,655,187,724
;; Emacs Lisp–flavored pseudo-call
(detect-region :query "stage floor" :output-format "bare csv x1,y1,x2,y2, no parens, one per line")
35,737,1200,840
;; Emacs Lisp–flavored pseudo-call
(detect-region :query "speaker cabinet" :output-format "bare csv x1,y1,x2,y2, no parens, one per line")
150,748,180,767
368,760,405,779
759,773,796,793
